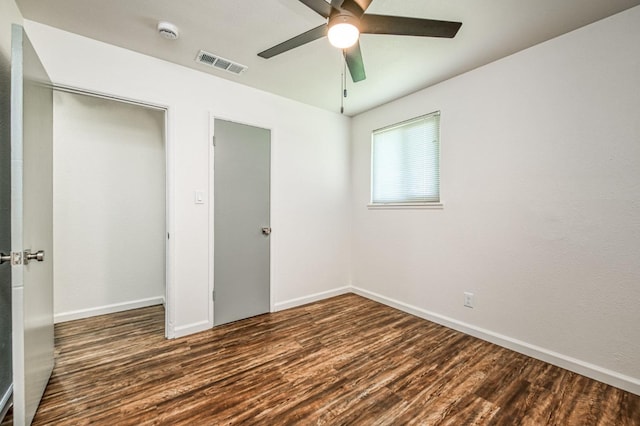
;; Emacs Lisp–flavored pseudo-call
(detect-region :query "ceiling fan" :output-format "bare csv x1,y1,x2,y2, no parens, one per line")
257,0,462,82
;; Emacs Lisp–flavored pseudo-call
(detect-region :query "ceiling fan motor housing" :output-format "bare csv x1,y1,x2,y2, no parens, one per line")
329,12,360,30
337,0,367,18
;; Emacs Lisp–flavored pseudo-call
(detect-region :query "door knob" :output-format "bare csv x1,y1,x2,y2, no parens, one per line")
261,227,271,236
1,252,21,266
24,249,45,265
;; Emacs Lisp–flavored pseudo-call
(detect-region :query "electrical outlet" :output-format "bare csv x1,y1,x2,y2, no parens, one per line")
464,292,474,308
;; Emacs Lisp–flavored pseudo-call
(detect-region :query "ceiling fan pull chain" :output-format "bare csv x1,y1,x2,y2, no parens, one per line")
343,50,348,99
340,49,347,114
340,69,344,114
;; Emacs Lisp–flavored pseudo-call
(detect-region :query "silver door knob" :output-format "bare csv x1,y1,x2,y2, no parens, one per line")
24,249,45,265
261,227,271,236
0,253,11,265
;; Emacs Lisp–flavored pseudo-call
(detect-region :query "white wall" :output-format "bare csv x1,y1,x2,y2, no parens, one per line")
24,21,351,337
351,6,640,394
53,91,165,322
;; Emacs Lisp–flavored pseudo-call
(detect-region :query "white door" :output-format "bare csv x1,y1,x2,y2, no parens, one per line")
9,24,54,426
213,119,270,326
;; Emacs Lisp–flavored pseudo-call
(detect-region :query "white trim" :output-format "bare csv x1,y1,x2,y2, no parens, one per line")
208,113,215,329
165,105,176,339
268,126,276,314
173,320,211,339
52,84,167,111
350,286,640,396
372,110,441,134
367,202,444,210
54,297,165,323
274,286,351,312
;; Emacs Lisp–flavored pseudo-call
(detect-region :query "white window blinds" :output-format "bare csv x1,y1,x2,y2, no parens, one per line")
371,112,440,204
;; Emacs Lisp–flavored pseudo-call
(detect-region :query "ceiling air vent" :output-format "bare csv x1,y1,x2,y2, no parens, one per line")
195,50,247,75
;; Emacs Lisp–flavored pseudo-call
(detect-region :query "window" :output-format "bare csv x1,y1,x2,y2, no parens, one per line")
370,112,441,206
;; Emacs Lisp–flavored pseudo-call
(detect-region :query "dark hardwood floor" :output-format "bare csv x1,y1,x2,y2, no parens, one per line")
3,293,639,425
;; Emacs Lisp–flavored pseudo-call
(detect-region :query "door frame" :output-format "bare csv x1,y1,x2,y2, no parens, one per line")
51,85,176,338
208,114,274,328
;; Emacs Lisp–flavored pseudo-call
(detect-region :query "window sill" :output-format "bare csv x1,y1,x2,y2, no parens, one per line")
367,202,444,210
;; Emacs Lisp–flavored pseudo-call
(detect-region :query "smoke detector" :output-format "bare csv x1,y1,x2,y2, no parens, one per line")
157,21,179,40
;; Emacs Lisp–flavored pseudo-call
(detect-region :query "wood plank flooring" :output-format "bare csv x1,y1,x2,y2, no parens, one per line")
4,293,639,425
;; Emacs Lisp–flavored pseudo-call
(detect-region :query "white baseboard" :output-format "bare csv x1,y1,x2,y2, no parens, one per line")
173,320,211,339
64,286,637,395
54,296,165,323
273,286,351,312
351,286,640,396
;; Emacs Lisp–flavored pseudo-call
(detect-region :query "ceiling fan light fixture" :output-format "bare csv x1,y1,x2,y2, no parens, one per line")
327,15,360,49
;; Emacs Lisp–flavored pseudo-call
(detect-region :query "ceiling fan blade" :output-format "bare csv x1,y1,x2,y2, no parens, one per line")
345,41,366,82
330,0,345,8
360,14,462,38
258,24,328,59
340,0,372,17
298,0,333,18
353,0,373,13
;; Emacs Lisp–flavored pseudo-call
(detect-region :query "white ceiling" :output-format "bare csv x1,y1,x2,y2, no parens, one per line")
16,0,640,116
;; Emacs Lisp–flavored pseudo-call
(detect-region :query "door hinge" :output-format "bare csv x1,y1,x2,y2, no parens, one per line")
212,136,216,147
212,290,215,301
0,251,22,266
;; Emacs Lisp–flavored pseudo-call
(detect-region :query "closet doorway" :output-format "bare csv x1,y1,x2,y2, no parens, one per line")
52,89,169,335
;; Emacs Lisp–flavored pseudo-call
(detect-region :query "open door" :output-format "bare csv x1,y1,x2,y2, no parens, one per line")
8,24,54,426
